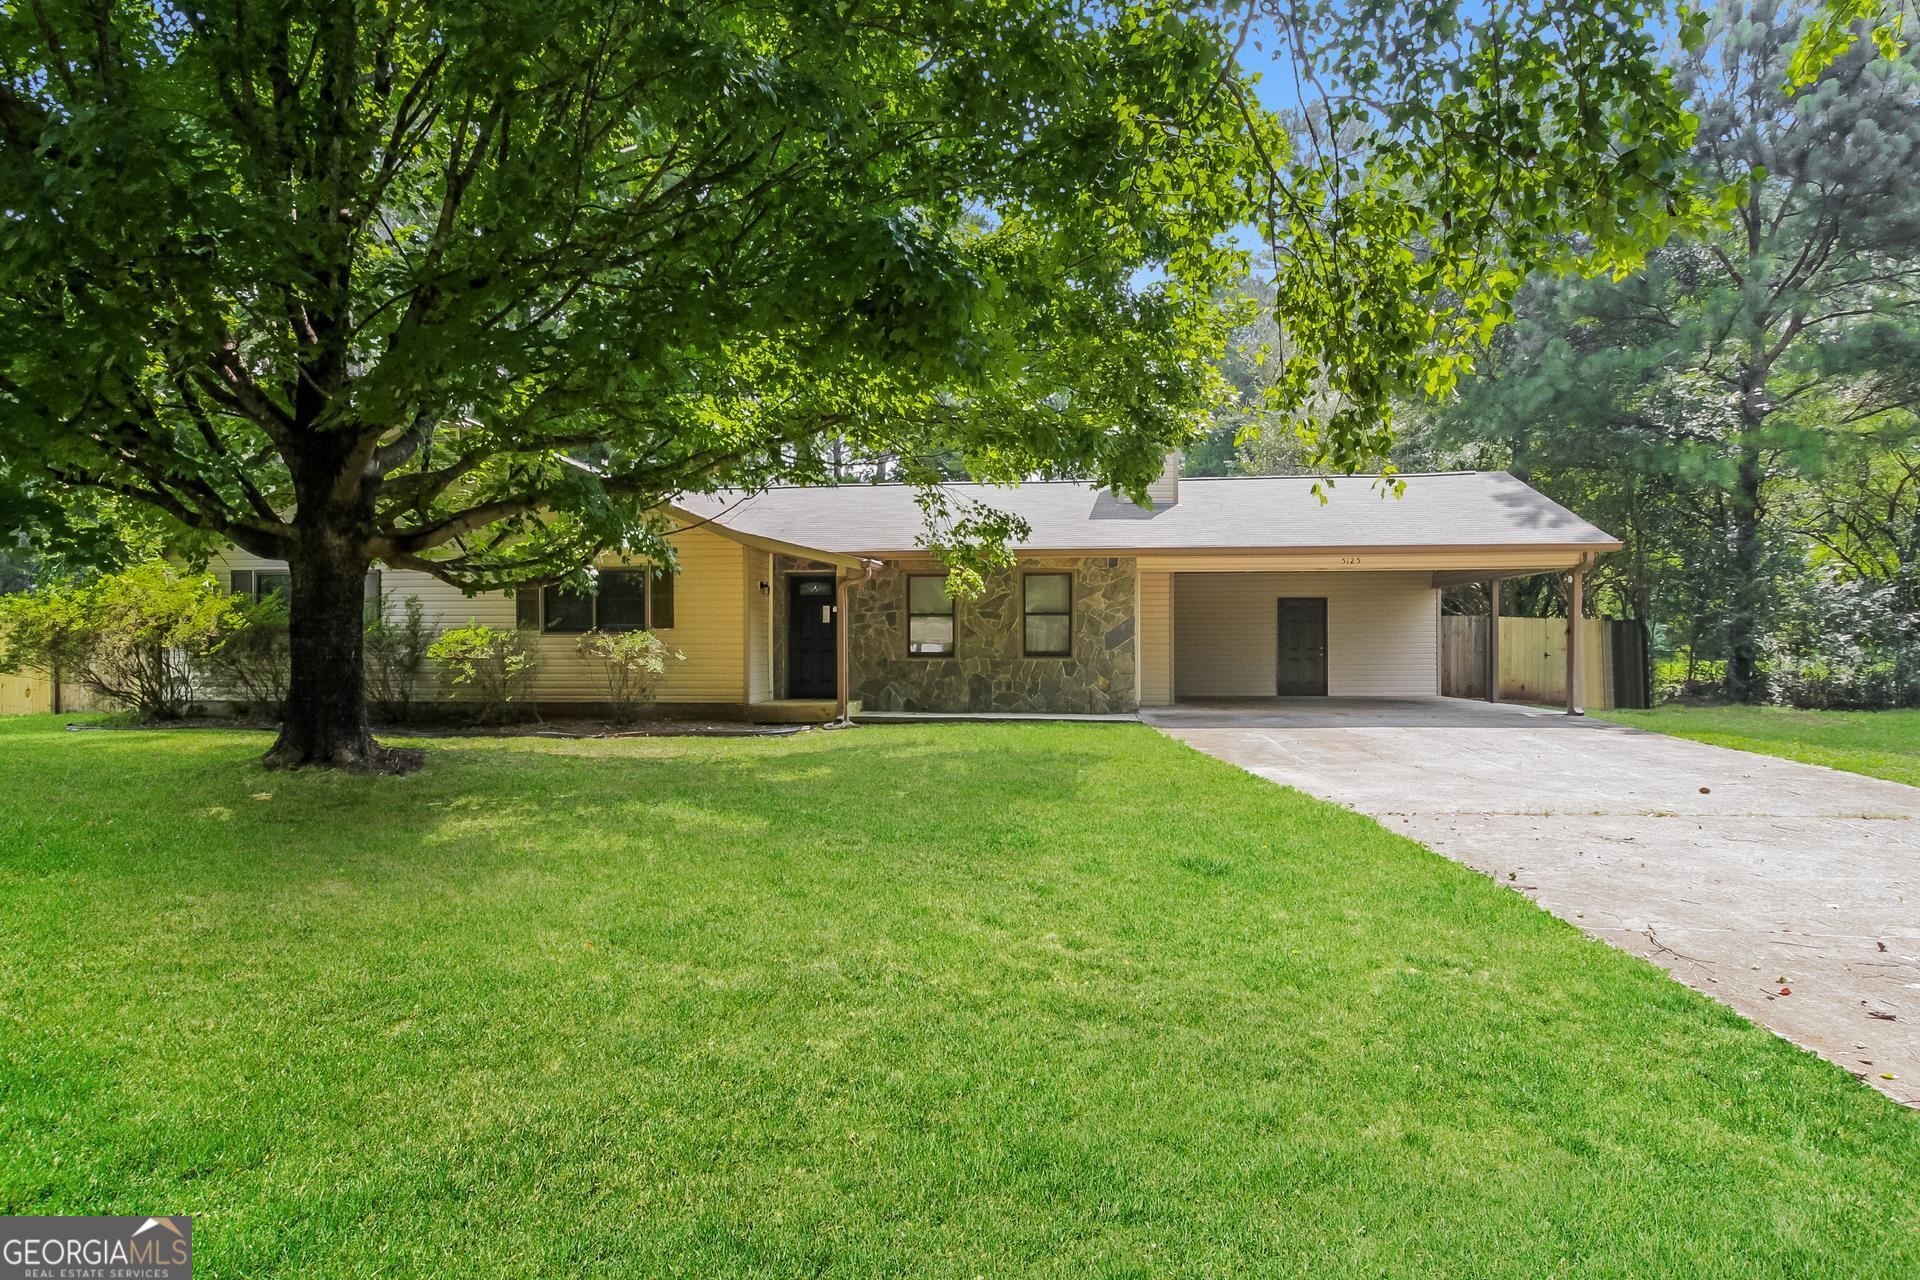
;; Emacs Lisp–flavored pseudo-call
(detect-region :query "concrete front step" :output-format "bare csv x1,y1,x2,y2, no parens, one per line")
746,698,860,724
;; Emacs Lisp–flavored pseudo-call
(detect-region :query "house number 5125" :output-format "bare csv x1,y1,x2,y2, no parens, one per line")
1339,556,1363,566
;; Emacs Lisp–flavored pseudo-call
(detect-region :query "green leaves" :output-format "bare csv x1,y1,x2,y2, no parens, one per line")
1681,7,1714,52
1788,0,1908,89
1236,0,1713,476
0,0,1266,587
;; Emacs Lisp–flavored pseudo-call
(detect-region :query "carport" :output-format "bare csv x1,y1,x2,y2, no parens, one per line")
1139,549,1603,714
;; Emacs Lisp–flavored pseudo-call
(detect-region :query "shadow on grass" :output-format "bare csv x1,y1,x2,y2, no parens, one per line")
0,721,1135,898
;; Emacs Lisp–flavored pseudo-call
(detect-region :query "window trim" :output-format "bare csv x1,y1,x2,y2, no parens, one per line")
905,573,957,659
538,568,670,634
1021,570,1074,658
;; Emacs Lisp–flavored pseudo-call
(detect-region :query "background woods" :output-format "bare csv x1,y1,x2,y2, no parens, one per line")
1193,0,1920,709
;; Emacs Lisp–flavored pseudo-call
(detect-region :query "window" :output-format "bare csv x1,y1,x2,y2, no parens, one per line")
1023,572,1072,657
596,571,649,631
228,568,378,606
650,571,675,630
226,568,291,602
539,569,671,633
907,575,955,656
541,582,595,633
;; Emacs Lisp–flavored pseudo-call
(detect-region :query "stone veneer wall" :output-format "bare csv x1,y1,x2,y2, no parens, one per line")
844,556,1137,713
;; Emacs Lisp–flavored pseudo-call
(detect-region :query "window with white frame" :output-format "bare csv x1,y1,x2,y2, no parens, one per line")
907,575,956,656
1022,572,1072,657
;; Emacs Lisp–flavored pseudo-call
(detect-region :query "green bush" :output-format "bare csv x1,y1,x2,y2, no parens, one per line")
575,628,683,724
426,622,538,722
0,562,242,720
198,592,291,718
365,593,432,723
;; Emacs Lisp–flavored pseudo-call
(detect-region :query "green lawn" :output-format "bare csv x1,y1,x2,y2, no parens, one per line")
1,716,1914,1277
1593,705,1920,787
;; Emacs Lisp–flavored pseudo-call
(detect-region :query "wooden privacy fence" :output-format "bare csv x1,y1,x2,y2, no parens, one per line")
0,669,103,716
1440,616,1650,710
0,623,107,715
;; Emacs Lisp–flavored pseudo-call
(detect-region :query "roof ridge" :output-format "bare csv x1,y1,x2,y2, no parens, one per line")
737,470,1494,493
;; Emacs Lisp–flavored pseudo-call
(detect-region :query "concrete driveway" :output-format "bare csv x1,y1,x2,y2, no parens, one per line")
1144,697,1920,1106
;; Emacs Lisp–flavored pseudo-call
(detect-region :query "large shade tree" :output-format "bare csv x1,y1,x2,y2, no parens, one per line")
1,0,1269,766
1,0,1710,767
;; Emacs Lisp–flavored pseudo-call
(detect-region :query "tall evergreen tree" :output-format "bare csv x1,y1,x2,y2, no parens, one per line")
1429,0,1920,699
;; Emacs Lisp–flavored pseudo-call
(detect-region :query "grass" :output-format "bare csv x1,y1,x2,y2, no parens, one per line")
1,715,1915,1278
1592,705,1920,787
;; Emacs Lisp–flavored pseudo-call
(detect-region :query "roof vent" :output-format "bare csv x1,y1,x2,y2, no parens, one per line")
1144,450,1182,507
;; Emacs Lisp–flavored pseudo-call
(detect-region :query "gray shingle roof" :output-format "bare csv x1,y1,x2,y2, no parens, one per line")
675,471,1618,556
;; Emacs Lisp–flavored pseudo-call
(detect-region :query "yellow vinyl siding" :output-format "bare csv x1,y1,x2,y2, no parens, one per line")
1138,568,1173,707
1172,571,1438,698
207,520,749,706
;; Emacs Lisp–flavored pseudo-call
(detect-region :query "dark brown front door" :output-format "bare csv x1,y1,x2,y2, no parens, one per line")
1276,597,1328,696
787,576,838,698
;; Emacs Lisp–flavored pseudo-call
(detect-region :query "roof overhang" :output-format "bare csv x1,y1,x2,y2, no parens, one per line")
816,544,1619,573
664,504,865,570
1429,553,1605,587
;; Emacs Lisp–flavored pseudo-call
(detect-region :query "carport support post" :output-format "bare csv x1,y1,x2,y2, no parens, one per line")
1565,562,1585,717
1484,578,1501,703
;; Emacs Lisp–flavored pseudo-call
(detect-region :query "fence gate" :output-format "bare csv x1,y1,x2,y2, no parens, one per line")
1439,615,1647,710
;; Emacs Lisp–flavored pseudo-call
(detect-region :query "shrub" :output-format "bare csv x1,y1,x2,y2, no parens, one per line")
1763,575,1920,710
426,622,538,722
365,593,432,723
0,562,241,720
576,628,683,724
198,593,291,718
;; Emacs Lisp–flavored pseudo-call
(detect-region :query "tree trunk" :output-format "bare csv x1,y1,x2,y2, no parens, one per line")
1725,443,1767,704
264,537,413,771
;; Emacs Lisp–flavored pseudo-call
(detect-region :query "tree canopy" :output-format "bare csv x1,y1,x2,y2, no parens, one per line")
1228,0,1716,475
1,2,1269,585
0,0,1717,763
1,0,1279,763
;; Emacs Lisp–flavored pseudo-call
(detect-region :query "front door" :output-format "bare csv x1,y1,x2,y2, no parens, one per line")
787,576,838,698
1275,597,1328,696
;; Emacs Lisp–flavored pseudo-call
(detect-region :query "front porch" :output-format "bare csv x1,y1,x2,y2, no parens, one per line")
747,697,863,724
